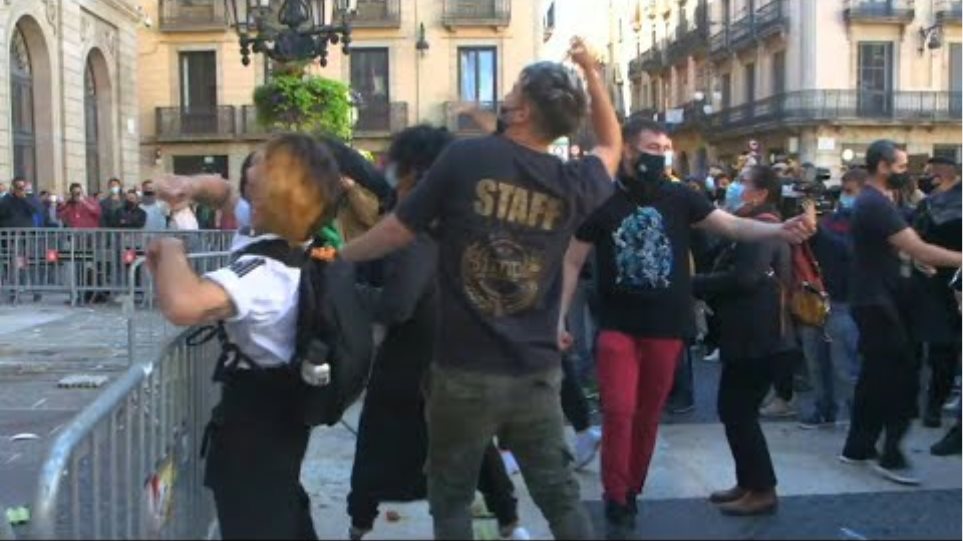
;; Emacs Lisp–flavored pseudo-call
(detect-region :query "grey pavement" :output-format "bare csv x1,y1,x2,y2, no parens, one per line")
1,305,960,540
0,303,130,532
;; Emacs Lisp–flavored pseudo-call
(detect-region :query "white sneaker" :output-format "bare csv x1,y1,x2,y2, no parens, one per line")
574,427,602,470
500,450,520,475
501,526,532,540
703,348,720,362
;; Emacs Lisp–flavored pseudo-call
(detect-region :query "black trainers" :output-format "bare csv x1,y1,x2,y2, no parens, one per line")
604,499,636,539
931,424,961,456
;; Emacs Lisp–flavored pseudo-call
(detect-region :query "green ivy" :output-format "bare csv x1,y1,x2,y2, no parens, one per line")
253,64,353,140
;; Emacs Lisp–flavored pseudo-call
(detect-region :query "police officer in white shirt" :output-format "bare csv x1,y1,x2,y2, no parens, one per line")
147,133,343,540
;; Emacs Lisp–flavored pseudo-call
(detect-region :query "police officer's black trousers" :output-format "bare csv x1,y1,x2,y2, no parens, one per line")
204,369,317,540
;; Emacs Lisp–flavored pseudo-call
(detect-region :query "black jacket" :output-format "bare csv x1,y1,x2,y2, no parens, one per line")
0,195,42,228
693,205,794,361
908,182,962,343
350,234,438,503
112,204,147,229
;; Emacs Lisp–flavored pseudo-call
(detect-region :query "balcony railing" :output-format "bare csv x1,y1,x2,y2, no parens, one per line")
355,102,409,136
155,106,236,141
665,4,710,65
238,105,284,138
443,0,511,28
628,57,644,80
445,101,502,134
936,0,963,23
709,0,787,58
640,45,665,73
844,0,915,24
159,0,226,31
705,90,962,133
337,0,401,28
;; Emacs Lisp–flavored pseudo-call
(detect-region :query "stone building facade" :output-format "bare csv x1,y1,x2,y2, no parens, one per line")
138,0,540,182
0,0,140,194
625,0,962,180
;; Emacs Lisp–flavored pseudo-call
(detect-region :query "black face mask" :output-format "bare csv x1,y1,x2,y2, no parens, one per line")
620,152,666,201
886,171,912,191
633,152,667,184
917,176,938,194
142,191,156,198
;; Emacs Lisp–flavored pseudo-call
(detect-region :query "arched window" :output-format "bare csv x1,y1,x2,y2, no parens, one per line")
10,25,35,182
84,58,100,194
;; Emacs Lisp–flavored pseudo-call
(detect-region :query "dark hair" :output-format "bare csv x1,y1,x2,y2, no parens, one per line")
69,183,82,192
11,176,25,184
239,151,256,200
317,135,391,202
745,165,782,207
841,167,869,185
518,61,587,140
866,139,901,173
108,177,121,186
388,125,454,181
928,156,957,167
621,117,667,144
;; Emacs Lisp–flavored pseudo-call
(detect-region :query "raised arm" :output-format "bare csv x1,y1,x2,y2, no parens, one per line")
569,37,621,177
147,238,235,326
696,206,814,245
155,174,237,213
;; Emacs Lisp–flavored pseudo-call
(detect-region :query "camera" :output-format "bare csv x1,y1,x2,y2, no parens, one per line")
779,166,836,217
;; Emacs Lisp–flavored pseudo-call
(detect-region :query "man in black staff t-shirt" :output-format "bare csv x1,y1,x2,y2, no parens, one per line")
838,140,962,485
340,37,622,540
559,119,817,528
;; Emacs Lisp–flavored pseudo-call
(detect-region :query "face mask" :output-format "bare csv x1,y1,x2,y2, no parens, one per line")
725,182,746,212
234,198,251,229
110,186,121,195
838,194,856,210
917,175,938,194
633,152,667,184
886,172,912,191
384,163,400,189
142,191,156,198
664,150,674,171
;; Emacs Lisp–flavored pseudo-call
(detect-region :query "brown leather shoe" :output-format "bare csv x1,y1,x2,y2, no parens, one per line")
717,489,778,516
709,485,747,504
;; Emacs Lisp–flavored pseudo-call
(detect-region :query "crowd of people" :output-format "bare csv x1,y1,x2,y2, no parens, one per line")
139,36,960,541
0,176,238,231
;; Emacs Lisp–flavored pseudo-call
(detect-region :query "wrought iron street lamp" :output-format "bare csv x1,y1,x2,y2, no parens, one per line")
224,0,357,67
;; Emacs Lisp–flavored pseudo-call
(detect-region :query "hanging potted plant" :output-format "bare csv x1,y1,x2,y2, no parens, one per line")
253,62,354,139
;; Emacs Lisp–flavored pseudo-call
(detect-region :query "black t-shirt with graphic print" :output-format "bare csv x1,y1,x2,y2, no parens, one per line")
396,135,614,375
575,180,715,339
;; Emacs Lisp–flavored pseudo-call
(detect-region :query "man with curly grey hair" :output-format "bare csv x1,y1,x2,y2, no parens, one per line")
340,38,622,539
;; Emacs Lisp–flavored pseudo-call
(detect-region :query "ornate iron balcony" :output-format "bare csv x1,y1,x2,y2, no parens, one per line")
159,0,227,31
844,0,915,25
443,0,511,28
155,106,237,141
355,102,409,136
337,0,401,29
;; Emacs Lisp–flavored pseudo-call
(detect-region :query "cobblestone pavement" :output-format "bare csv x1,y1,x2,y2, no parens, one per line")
1,306,960,540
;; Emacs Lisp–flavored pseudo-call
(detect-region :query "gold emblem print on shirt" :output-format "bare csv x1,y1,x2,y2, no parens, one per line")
462,237,544,317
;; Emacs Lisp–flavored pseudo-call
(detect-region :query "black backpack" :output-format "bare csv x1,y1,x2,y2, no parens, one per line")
190,237,374,427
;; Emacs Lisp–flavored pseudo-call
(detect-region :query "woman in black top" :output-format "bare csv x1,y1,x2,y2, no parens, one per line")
346,125,525,540
693,165,793,516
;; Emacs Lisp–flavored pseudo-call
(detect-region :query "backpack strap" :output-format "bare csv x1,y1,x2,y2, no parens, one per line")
186,237,309,382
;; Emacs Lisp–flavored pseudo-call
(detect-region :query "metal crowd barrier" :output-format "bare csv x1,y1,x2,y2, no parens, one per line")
32,330,222,540
124,253,231,367
0,229,234,305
